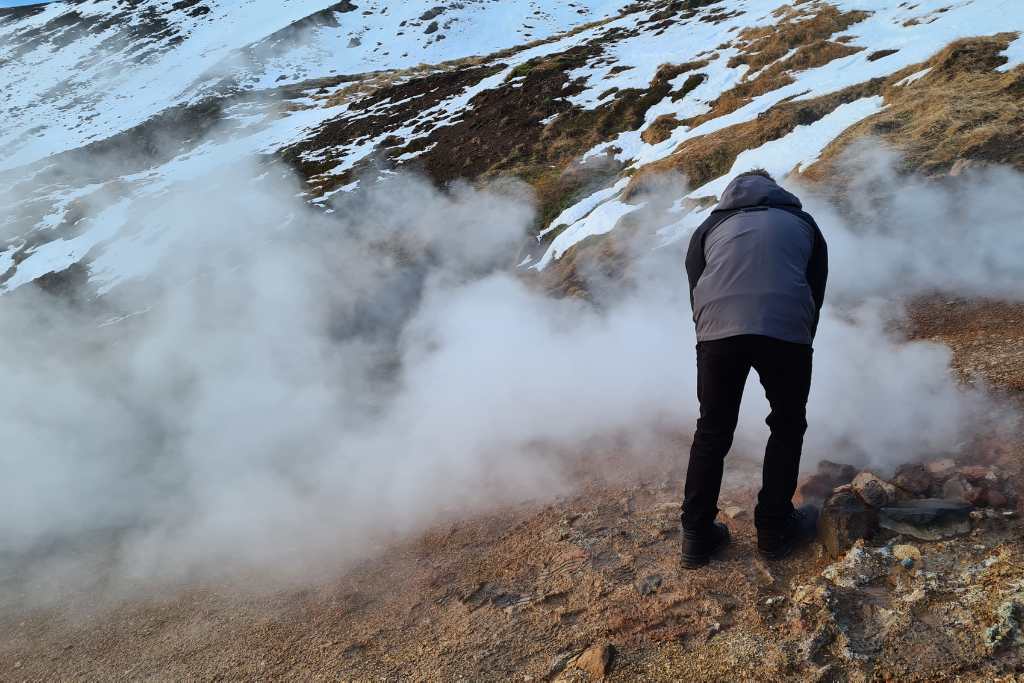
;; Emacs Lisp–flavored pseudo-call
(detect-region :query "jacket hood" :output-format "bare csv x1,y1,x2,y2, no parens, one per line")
716,174,802,211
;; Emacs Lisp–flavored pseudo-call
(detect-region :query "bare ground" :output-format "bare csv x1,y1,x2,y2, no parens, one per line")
3,419,1024,681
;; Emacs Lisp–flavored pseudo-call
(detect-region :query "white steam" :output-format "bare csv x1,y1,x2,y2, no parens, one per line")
0,143,1020,606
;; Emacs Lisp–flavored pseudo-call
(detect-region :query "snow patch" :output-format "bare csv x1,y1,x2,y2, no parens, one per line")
535,195,640,269
689,96,886,200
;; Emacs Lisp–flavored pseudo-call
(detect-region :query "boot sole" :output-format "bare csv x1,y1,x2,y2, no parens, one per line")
757,543,794,561
680,538,730,570
758,534,815,560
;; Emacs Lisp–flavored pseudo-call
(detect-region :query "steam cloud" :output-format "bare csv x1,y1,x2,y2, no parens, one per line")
1,142,1020,607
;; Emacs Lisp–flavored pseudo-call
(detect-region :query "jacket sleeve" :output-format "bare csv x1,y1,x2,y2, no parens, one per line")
684,220,707,313
806,219,828,333
807,223,828,311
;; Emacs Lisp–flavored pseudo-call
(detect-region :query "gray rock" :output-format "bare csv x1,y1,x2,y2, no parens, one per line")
818,491,878,559
635,574,662,596
878,498,972,541
941,475,981,504
420,6,445,21
986,599,1024,652
821,540,893,587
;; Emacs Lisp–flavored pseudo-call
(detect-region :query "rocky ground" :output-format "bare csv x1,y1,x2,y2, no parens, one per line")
3,422,1024,681
908,300,1024,395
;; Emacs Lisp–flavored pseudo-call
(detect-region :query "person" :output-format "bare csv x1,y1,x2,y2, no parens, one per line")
680,169,828,569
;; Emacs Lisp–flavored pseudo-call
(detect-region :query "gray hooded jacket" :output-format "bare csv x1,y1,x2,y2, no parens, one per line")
684,175,828,345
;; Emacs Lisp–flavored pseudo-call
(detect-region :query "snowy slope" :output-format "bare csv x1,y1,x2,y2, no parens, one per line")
1,0,1022,296
529,0,1024,266
0,1,638,295
0,0,632,172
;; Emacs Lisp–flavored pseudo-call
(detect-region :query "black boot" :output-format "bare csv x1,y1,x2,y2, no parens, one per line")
680,522,731,569
757,505,819,560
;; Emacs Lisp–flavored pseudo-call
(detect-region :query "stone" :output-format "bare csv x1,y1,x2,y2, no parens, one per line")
819,460,858,482
821,540,893,588
792,581,829,608
797,460,857,503
942,476,981,504
959,465,997,483
987,489,1010,508
925,458,957,480
892,544,922,567
985,599,1024,652
878,499,972,541
818,490,878,559
852,471,897,507
892,463,933,497
964,484,990,507
573,644,614,679
801,626,834,664
635,574,662,597
943,467,1013,508
722,505,746,519
549,651,577,679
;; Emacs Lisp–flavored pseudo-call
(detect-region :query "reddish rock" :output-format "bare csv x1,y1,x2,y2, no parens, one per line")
573,643,614,679
952,468,1015,509
925,458,958,481
942,476,981,504
797,460,857,503
987,489,1010,508
892,463,933,497
959,465,996,483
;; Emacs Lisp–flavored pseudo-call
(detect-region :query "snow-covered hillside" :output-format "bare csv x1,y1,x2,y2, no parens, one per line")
1,0,1023,296
0,0,631,171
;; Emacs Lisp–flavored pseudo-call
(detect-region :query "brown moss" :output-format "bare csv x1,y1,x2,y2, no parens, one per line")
681,5,868,128
671,71,707,101
624,78,884,197
640,114,681,144
401,56,710,231
728,4,870,73
867,48,900,62
803,34,1024,181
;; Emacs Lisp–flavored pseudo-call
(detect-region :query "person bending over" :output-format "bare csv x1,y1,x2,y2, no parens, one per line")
680,169,828,569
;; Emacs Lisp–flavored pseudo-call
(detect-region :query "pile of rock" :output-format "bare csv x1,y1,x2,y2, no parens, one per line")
797,459,1017,558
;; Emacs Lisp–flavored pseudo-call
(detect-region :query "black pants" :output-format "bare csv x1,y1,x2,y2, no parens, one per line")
682,334,812,533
